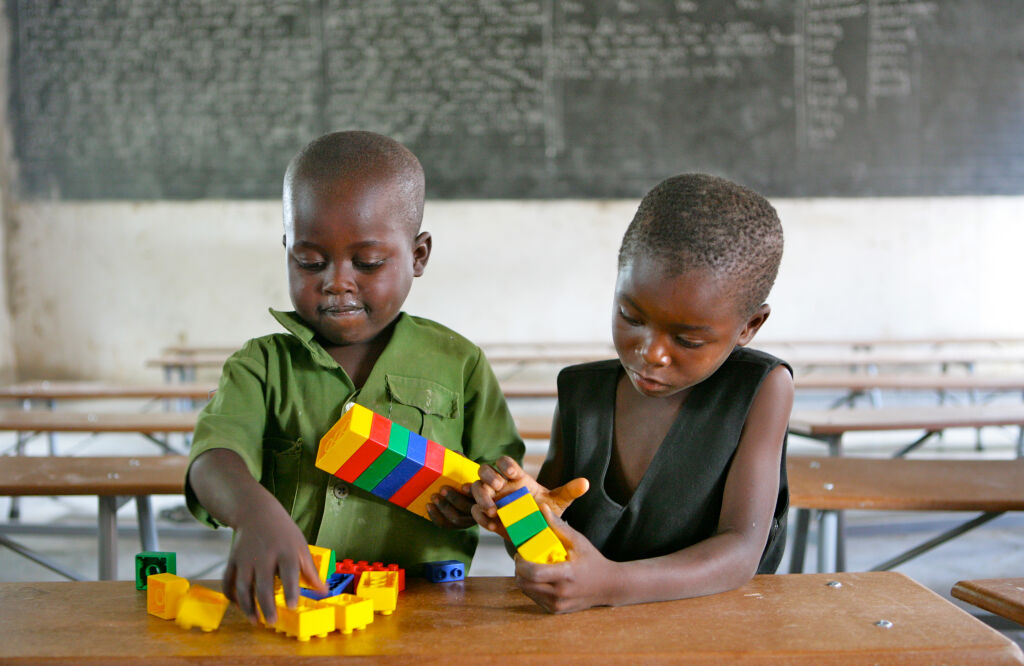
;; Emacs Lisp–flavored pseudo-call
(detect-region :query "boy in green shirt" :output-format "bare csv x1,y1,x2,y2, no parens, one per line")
186,131,524,624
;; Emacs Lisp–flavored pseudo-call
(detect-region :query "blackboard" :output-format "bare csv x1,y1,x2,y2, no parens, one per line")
7,0,1024,199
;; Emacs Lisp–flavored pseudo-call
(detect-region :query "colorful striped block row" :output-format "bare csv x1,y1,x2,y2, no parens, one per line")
315,404,481,520
495,487,568,565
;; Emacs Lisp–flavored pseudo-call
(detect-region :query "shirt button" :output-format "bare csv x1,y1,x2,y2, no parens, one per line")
332,484,349,500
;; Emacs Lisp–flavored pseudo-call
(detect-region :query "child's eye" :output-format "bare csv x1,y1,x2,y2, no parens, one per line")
297,260,326,272
354,258,387,271
675,337,705,349
618,308,642,326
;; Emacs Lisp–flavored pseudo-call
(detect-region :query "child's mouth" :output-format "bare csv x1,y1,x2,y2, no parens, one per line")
320,303,364,317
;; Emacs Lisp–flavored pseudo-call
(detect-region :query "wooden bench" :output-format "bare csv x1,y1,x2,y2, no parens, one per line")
787,456,1024,574
1,574,1020,663
0,455,188,581
953,578,1024,626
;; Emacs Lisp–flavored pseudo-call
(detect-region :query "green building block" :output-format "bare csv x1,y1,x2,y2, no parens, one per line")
136,551,176,590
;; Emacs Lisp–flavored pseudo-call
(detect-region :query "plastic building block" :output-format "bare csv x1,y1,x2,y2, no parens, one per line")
272,597,336,641
302,544,335,589
355,570,399,615
315,404,481,521
175,585,229,632
320,593,374,633
336,559,405,591
301,572,354,601
422,560,465,583
504,511,549,547
135,551,176,590
518,527,567,564
146,573,190,619
495,490,540,526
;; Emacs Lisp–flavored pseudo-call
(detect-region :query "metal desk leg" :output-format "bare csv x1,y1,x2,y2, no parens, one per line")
788,508,810,573
135,495,158,552
824,435,846,571
817,510,839,574
98,495,119,580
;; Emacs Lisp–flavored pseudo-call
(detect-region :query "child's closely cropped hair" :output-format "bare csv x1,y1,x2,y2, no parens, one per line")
186,130,524,624
472,173,792,613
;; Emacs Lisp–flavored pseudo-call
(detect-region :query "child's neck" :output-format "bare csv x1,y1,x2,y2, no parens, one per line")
323,319,397,389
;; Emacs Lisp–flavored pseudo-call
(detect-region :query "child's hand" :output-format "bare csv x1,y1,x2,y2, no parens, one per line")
425,484,477,529
470,455,589,534
514,504,617,614
222,503,327,625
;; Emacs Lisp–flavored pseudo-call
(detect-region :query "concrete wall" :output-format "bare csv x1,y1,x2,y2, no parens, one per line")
6,196,1023,382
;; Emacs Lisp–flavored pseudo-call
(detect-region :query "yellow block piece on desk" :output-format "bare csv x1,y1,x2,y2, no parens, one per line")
146,573,190,620
273,597,336,642
356,570,399,615
320,593,374,633
175,585,229,632
518,526,568,565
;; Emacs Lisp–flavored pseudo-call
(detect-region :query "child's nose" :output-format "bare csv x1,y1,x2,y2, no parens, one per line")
639,334,671,367
323,263,357,293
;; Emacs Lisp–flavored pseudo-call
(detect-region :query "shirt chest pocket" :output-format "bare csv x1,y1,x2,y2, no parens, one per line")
384,375,462,450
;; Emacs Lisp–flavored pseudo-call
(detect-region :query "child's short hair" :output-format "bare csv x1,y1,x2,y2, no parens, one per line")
618,174,783,316
284,130,426,231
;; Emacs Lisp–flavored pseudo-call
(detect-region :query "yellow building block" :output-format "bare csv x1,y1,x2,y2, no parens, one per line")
355,571,399,615
517,526,568,564
404,449,481,519
146,573,190,620
175,585,229,632
302,544,334,589
495,493,540,527
320,593,374,633
315,403,374,475
273,597,336,641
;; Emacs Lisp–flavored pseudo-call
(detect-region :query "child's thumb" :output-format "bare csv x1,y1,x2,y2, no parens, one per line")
549,477,590,512
539,502,577,553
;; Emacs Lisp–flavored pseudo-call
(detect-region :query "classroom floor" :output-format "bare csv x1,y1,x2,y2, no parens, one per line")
1,389,1022,650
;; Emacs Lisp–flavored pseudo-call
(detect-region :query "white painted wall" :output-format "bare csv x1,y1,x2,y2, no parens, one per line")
7,196,1023,382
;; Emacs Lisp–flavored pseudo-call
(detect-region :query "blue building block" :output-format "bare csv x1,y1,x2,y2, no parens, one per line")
300,572,355,601
422,560,465,583
494,486,530,508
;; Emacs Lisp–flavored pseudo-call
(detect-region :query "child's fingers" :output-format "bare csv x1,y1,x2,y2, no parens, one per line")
232,566,259,623
494,456,527,481
253,569,279,626
477,463,508,492
469,480,499,517
470,503,503,532
221,559,239,604
439,485,473,514
547,477,590,514
538,503,577,553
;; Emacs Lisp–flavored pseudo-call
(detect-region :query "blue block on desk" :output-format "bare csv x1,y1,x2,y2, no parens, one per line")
372,430,428,500
300,572,354,600
422,560,465,583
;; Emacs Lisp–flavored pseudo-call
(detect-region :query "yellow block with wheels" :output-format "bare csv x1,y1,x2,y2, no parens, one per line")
320,593,374,633
175,585,229,632
518,526,568,564
146,573,190,620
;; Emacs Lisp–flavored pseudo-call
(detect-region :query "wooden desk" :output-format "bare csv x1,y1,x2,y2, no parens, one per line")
0,456,188,581
788,404,1024,457
787,456,1024,574
0,574,1020,664
953,578,1024,626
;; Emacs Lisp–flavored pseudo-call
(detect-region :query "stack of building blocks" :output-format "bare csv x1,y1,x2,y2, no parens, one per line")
495,487,568,564
135,551,176,590
422,560,465,583
315,403,481,520
175,585,230,632
336,559,406,591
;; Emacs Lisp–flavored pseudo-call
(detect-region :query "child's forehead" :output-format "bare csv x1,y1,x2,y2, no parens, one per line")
618,257,745,314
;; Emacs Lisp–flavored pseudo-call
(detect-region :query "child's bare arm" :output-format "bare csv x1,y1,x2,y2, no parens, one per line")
187,448,325,624
516,365,794,613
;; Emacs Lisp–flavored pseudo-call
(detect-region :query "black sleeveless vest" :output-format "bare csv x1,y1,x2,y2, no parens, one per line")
555,347,789,573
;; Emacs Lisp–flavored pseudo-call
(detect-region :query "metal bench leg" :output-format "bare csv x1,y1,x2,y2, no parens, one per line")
817,509,839,573
0,533,87,581
135,495,158,552
788,508,810,573
98,496,119,580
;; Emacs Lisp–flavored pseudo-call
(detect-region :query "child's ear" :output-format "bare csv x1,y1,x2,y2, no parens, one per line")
412,231,432,277
736,304,770,347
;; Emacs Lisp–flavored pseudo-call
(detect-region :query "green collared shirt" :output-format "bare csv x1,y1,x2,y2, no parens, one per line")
186,309,524,572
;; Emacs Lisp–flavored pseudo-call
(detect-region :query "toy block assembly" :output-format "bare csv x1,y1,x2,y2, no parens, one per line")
146,573,190,620
422,560,465,583
495,487,568,565
336,559,406,591
272,597,336,642
320,594,374,633
175,584,229,632
315,404,481,520
301,572,354,601
135,551,176,590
